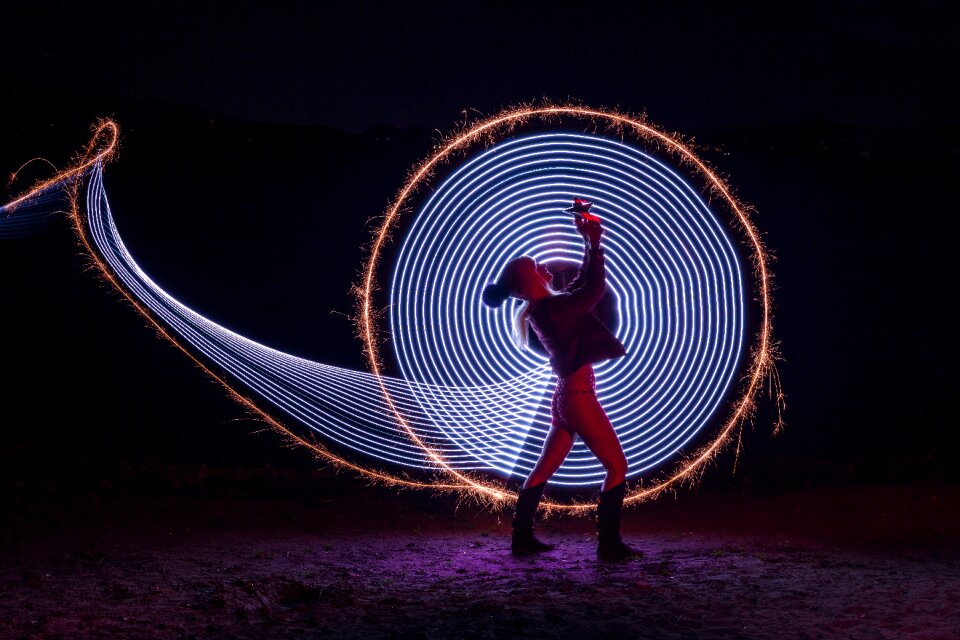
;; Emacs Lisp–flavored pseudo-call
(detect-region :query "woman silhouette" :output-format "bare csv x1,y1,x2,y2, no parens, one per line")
482,201,640,560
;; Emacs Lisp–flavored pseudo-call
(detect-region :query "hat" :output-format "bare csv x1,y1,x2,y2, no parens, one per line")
564,197,593,214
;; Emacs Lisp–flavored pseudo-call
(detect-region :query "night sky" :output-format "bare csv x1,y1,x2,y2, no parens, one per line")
4,3,955,130
1,3,957,490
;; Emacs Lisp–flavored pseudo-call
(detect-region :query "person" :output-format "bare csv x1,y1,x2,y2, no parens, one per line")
481,201,641,561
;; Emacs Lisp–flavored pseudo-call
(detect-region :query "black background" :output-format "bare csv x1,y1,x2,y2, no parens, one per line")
1,2,957,500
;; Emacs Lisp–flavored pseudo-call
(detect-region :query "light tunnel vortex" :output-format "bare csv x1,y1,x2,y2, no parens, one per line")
3,108,778,510
391,133,745,486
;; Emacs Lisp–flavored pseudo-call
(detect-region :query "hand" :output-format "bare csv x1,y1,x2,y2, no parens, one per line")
575,214,603,247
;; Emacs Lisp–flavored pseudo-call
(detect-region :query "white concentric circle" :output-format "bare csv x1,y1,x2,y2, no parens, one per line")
390,132,745,487
4,113,772,510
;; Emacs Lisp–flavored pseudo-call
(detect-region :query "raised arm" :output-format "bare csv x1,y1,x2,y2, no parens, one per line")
563,216,607,313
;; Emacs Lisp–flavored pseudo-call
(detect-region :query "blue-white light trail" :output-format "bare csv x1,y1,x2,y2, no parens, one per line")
391,133,745,485
3,118,761,498
79,162,570,474
0,183,66,237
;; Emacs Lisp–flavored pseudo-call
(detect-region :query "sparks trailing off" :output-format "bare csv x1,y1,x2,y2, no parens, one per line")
1,104,782,514
389,131,745,487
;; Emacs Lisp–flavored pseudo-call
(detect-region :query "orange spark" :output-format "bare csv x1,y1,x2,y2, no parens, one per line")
3,103,781,517
355,102,782,513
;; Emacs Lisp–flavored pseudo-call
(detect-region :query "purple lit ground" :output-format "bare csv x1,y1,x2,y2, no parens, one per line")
2,474,958,639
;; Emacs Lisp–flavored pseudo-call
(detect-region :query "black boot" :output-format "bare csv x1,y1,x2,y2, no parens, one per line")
596,482,642,561
511,483,555,555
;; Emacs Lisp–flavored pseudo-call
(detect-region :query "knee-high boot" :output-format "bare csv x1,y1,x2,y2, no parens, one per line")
511,483,555,555
596,482,642,561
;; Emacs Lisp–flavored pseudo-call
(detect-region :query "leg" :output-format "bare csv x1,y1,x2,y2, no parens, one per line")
561,394,627,491
511,482,555,554
511,414,575,555
595,481,641,560
558,392,640,561
523,423,575,489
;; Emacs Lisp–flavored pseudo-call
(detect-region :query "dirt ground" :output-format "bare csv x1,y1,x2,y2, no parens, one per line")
2,476,958,640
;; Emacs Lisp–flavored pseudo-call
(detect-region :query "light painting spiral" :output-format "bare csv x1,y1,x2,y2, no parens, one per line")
2,106,780,512
390,132,744,486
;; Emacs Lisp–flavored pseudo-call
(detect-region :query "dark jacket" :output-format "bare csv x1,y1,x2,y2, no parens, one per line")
528,244,627,378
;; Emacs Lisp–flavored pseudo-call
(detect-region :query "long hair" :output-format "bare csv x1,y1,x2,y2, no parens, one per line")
481,257,533,351
512,300,532,351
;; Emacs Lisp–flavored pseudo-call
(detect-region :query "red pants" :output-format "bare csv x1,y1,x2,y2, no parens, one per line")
524,364,628,490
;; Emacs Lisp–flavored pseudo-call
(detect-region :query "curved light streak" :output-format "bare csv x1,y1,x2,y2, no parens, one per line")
359,104,780,510
1,120,118,237
84,165,596,473
391,132,744,486
3,105,780,513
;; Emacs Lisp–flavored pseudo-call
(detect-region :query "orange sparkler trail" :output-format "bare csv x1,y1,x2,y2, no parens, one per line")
3,119,119,213
3,120,473,501
356,102,781,513
3,103,781,516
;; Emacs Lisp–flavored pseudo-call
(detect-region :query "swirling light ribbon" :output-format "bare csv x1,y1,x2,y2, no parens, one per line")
2,107,779,512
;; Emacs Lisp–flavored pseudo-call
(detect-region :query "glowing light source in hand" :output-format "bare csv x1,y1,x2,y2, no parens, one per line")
390,132,744,486
360,105,779,509
3,105,779,512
